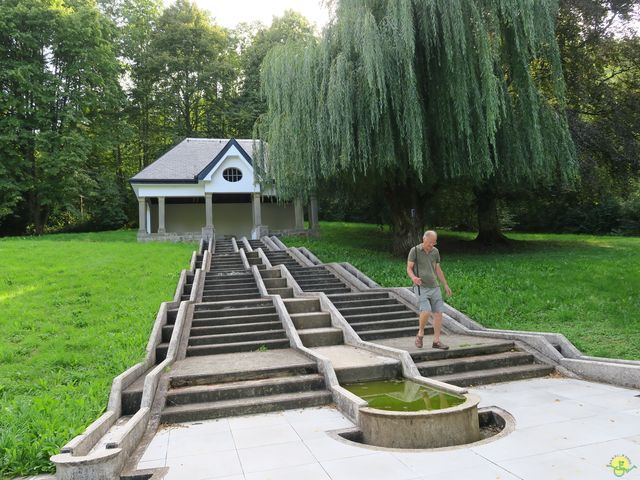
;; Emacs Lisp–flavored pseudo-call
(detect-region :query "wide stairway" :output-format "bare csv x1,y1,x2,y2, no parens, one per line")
411,341,555,387
161,350,332,423
159,237,332,423
328,291,425,340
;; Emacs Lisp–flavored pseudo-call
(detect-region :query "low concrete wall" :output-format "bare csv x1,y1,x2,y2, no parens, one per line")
359,394,481,449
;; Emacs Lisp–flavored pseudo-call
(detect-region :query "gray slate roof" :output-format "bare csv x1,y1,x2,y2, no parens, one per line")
130,138,256,182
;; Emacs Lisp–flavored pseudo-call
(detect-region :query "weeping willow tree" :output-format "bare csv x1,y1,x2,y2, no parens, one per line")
256,0,577,253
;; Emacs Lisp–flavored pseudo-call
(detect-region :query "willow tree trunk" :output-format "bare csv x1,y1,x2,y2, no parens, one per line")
474,186,508,245
385,186,427,256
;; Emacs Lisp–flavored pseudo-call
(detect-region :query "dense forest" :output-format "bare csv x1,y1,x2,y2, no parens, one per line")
1,0,638,239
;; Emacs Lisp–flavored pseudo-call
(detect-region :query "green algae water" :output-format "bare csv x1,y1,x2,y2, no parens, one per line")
344,379,465,412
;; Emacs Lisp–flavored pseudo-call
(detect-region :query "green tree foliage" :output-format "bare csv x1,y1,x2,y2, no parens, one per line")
0,0,124,234
149,0,233,139
257,0,577,252
235,10,315,136
557,1,640,223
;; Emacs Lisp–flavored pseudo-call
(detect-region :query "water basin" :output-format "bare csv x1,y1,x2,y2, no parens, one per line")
344,379,465,412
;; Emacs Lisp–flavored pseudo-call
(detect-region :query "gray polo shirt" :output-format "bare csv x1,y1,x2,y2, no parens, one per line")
407,244,440,288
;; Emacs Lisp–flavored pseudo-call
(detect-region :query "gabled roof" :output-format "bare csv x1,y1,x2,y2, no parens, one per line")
130,138,256,184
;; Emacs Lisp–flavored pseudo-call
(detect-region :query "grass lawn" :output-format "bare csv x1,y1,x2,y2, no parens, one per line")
283,222,640,361
0,230,194,478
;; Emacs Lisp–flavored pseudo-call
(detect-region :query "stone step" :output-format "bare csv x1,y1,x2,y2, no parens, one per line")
329,298,398,309
301,286,351,294
298,327,343,348
336,304,409,316
180,294,190,301
170,363,318,389
284,298,321,314
291,270,333,278
188,321,283,337
334,362,401,384
245,251,260,258
201,292,262,302
297,281,346,291
188,329,286,346
433,363,556,387
327,292,391,302
357,326,420,340
161,390,332,423
195,299,272,310
166,374,325,406
343,310,417,323
194,305,276,319
191,313,281,328
203,286,258,295
268,287,294,298
290,312,332,330
206,274,253,282
187,338,290,356
340,310,418,328
417,351,535,377
350,317,422,332
296,277,343,286
156,343,169,363
409,341,516,362
263,278,288,288
260,270,281,279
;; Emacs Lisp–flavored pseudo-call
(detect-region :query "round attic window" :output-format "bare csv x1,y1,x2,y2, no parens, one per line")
222,167,242,182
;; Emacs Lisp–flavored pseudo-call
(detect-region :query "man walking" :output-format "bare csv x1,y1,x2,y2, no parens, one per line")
407,230,452,350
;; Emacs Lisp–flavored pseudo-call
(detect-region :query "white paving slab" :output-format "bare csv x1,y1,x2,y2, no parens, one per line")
135,379,640,479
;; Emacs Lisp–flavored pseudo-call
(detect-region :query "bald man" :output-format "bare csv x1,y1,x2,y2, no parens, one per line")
406,230,452,350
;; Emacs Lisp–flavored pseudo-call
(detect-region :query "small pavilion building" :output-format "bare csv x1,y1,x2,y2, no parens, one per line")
129,138,318,241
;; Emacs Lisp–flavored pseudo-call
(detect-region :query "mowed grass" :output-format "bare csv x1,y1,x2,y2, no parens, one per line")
284,222,640,360
0,230,194,478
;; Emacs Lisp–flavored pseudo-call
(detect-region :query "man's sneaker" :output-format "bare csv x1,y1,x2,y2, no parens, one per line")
432,341,449,350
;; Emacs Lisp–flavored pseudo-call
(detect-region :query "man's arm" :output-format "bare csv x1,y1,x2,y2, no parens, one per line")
435,263,452,296
407,261,422,285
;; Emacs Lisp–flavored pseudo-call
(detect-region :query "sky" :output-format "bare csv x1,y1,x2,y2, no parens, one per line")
163,0,331,30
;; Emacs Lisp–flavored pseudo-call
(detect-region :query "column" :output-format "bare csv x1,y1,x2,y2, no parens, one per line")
137,198,146,234
205,193,213,228
202,193,214,241
309,193,319,235
252,192,262,227
157,196,166,234
294,198,304,230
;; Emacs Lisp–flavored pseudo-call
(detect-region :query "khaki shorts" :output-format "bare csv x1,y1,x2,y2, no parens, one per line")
415,286,444,313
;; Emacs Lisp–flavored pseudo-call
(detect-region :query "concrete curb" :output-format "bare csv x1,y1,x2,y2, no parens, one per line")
255,248,273,269
269,235,287,250
260,235,279,251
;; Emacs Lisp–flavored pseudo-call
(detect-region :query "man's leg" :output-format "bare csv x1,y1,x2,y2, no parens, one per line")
432,312,443,343
418,311,431,337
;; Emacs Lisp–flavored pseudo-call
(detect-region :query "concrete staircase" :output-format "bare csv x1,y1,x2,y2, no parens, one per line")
186,299,290,356
161,352,332,423
288,266,352,294
411,341,555,387
248,239,265,249
260,268,294,298
284,298,344,348
202,271,261,302
328,291,428,340
263,250,303,271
